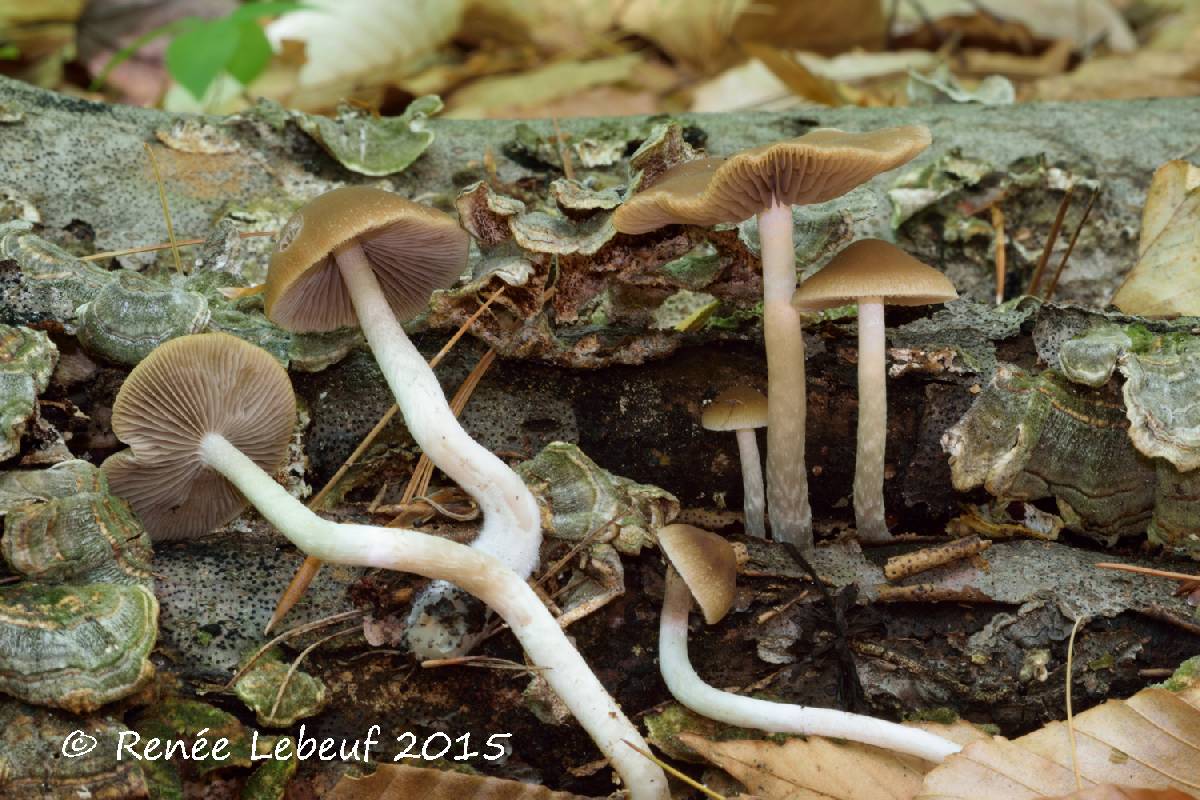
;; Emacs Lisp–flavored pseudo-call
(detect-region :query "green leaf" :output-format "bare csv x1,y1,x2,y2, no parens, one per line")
229,2,309,23
225,21,273,86
165,17,241,100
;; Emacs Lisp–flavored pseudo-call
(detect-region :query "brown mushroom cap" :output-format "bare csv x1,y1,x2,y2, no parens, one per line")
613,126,932,235
658,523,737,624
102,332,296,540
265,186,470,333
791,239,958,311
701,386,768,432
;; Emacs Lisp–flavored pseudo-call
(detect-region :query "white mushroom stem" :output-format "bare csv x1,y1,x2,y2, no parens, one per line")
734,428,766,539
659,568,960,763
854,298,891,542
200,433,669,800
335,240,541,575
758,201,813,551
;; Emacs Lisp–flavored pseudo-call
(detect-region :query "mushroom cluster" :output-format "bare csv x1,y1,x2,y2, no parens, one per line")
104,332,669,800
616,126,933,551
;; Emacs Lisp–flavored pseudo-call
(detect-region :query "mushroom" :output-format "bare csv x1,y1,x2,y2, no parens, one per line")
103,333,669,800
614,127,931,552
791,239,957,541
264,186,542,654
657,523,961,762
701,387,768,538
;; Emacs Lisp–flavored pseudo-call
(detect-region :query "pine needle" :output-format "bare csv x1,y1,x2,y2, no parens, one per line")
142,142,183,274
1065,614,1087,792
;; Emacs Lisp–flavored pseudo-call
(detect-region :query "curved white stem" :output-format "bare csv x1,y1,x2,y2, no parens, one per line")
854,299,891,542
336,242,542,657
659,569,960,763
200,434,669,800
734,428,766,539
759,203,813,551
336,241,541,574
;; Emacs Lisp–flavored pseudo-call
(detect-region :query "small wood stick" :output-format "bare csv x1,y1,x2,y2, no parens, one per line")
875,583,993,603
1043,187,1098,301
990,205,1006,305
884,534,991,581
1027,186,1074,297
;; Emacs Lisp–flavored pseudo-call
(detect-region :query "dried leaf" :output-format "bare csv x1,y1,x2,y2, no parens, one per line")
917,684,1200,799
894,0,1134,51
1112,161,1200,316
265,0,465,92
326,764,597,800
678,722,985,800
618,0,753,71
1139,161,1200,258
619,0,884,73
1048,786,1199,799
444,53,646,118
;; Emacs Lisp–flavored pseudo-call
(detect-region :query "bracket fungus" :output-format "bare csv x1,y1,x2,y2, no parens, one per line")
264,186,542,656
701,387,768,538
792,239,956,541
104,333,669,799
656,523,961,762
614,126,931,551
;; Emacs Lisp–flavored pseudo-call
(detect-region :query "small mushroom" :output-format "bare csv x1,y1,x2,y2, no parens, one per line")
614,127,931,552
656,523,961,762
792,239,957,541
701,387,768,538
101,333,295,540
104,333,668,800
264,187,541,654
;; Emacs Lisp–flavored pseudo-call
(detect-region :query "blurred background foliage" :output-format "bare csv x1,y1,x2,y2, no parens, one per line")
1,0,1198,118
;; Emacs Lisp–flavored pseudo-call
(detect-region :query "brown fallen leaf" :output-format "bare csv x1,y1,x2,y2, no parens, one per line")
917,684,1200,799
1048,786,1199,799
327,763,598,800
678,721,986,800
1112,161,1200,316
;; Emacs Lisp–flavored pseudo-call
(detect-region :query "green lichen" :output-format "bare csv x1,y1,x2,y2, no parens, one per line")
904,706,961,724
1157,655,1200,692
241,740,297,800
234,648,328,728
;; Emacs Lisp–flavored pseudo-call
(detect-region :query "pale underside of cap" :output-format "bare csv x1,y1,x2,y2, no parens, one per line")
613,126,932,235
103,332,296,540
702,386,768,431
658,523,737,624
791,238,958,311
265,186,470,333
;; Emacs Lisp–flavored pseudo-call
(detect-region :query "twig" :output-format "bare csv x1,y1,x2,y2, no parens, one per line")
884,535,991,581
420,655,547,673
1065,615,1087,793
990,205,1006,305
551,117,575,181
268,625,361,718
219,609,366,692
143,142,183,274
1043,188,1098,302
80,231,275,262
1095,562,1199,583
1027,187,1074,297
622,740,726,800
